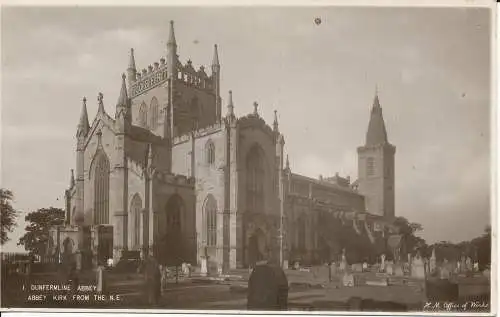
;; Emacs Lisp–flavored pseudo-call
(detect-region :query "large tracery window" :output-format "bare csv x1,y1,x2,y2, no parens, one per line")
139,102,148,128
149,97,159,130
204,195,217,246
205,141,215,166
246,145,265,213
130,194,142,250
93,151,110,225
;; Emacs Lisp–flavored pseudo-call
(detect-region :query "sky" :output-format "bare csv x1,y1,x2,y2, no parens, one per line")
1,6,492,253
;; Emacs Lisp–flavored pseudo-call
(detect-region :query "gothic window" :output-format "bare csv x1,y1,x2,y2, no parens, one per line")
93,151,110,225
149,97,159,130
204,195,217,246
205,141,215,166
139,102,148,128
246,145,265,213
366,157,375,177
130,194,142,250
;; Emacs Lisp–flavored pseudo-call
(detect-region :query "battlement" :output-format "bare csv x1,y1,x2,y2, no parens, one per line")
172,121,223,145
176,60,214,91
129,57,168,98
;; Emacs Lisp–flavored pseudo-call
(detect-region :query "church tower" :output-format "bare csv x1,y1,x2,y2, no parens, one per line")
357,92,396,218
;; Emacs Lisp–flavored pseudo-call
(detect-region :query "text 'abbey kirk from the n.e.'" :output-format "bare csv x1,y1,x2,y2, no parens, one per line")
49,21,398,272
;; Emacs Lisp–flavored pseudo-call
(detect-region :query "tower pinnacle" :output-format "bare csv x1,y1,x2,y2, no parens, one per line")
365,91,388,146
212,44,220,67
128,48,136,71
273,110,279,132
117,73,128,107
97,92,105,114
227,90,234,117
167,20,177,47
77,96,90,137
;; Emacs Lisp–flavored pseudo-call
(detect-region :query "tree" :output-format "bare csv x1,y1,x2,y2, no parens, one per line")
471,226,491,270
1,189,20,245
392,216,427,258
18,207,65,256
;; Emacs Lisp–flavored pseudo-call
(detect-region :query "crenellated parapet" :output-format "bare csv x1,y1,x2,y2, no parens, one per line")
177,60,215,91
129,57,168,97
172,121,223,145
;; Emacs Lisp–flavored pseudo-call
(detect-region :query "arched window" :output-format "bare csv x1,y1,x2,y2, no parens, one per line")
205,141,215,166
204,195,217,246
366,157,375,177
93,151,110,225
246,145,265,213
139,102,148,128
149,97,159,130
130,194,142,250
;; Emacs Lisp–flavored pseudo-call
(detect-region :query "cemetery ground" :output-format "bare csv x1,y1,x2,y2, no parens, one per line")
1,265,490,312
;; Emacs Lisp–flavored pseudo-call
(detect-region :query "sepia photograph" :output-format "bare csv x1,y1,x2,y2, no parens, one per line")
0,2,495,314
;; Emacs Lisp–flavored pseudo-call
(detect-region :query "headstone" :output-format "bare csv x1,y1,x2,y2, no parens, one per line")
460,256,466,273
218,264,223,276
187,263,192,277
366,278,388,287
182,263,190,276
473,262,479,272
107,258,113,267
351,263,363,273
343,273,355,287
160,265,167,293
362,262,368,272
200,257,208,277
466,257,472,272
282,260,288,270
439,266,450,279
380,254,386,272
386,262,394,275
411,256,425,279
394,264,404,277
96,265,105,293
247,264,288,310
294,262,300,270
430,249,436,274
482,269,490,280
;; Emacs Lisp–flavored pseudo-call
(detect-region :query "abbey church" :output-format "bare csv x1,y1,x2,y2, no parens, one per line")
49,21,398,271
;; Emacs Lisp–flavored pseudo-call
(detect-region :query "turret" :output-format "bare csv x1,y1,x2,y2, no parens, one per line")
226,90,236,124
212,44,221,121
115,73,131,131
127,48,137,86
166,20,178,80
273,110,279,134
76,97,90,140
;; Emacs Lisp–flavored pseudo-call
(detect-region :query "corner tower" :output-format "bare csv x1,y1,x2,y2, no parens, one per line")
357,92,396,218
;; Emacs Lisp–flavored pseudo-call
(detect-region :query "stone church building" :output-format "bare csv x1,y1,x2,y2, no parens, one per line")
49,21,397,271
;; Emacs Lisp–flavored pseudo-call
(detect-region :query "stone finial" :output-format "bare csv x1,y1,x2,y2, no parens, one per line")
286,155,290,170
97,92,104,113
168,20,177,46
160,58,166,65
212,44,220,67
142,68,147,75
154,62,159,70
273,110,279,132
148,65,153,73
128,48,136,70
253,102,259,116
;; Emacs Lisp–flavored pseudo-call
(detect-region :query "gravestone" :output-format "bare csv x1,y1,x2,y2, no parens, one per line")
247,264,288,310
362,262,368,272
380,254,386,272
351,263,363,273
473,262,479,272
294,262,300,270
394,264,404,277
411,256,425,279
386,262,394,275
466,257,472,272
200,257,208,277
439,266,450,279
343,273,355,287
430,249,436,274
283,260,288,270
96,265,106,293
